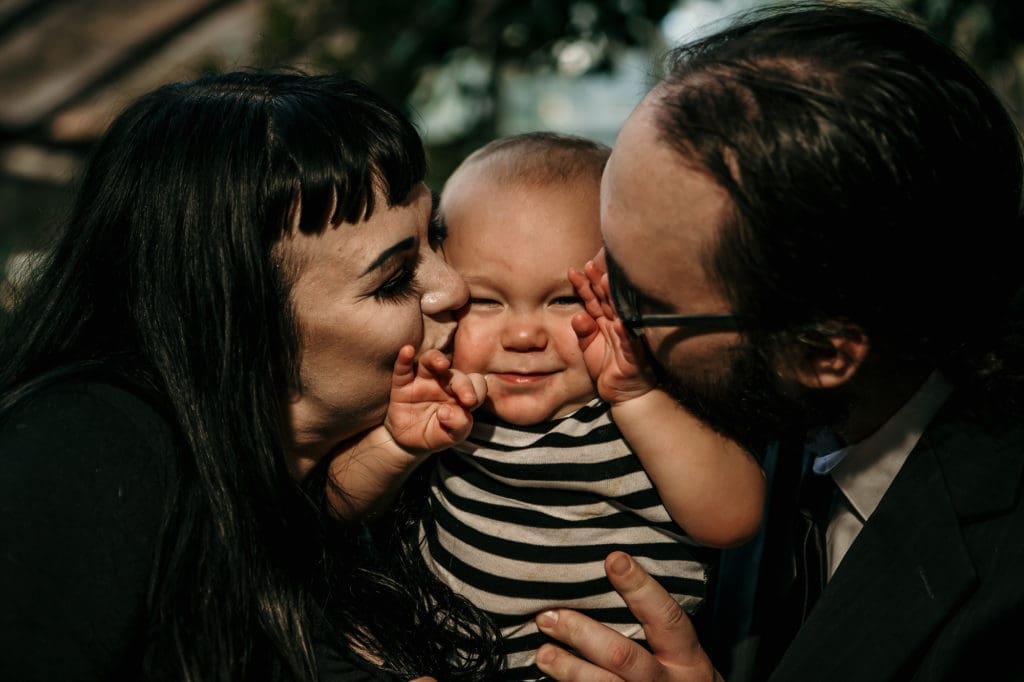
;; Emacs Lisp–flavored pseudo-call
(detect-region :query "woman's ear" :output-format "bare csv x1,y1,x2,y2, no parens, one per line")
780,324,871,389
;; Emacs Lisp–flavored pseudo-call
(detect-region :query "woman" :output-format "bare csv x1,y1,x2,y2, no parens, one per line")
0,71,500,681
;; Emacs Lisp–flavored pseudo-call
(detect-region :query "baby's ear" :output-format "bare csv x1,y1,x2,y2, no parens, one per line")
777,322,870,389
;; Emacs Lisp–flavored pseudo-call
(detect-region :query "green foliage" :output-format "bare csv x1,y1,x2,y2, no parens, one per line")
909,0,1024,66
261,0,672,95
256,0,1024,185
906,0,1024,123
257,0,675,183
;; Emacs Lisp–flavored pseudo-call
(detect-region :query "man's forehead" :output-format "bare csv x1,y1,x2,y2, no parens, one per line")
601,103,734,310
605,129,729,242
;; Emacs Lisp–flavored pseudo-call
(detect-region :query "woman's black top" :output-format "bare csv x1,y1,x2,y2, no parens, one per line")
0,378,390,681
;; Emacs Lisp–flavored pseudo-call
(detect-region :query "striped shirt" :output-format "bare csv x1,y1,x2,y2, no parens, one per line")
420,398,715,681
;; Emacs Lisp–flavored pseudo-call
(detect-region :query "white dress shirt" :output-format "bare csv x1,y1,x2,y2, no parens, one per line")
811,371,953,579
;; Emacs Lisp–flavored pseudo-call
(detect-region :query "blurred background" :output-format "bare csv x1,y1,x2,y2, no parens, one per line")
1,0,1022,306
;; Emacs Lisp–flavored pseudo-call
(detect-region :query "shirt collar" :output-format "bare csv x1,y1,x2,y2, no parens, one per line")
811,370,953,522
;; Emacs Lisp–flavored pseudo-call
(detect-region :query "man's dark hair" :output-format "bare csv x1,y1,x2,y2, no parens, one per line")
655,3,1024,408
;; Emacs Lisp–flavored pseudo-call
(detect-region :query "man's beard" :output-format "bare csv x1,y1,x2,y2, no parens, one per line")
653,335,850,455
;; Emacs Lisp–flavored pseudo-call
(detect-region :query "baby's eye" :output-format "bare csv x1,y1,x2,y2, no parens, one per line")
551,296,583,306
468,297,501,307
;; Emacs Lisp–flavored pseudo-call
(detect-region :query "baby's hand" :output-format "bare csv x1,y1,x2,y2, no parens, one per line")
569,249,656,405
384,345,487,456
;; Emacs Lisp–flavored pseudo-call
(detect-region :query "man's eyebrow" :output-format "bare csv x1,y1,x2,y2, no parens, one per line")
606,248,672,310
362,236,416,276
605,248,639,291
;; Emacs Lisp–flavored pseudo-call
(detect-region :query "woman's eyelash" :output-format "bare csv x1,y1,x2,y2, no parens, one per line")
429,213,448,246
373,263,419,302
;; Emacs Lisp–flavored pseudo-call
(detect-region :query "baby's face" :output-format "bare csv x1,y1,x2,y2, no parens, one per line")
441,174,602,425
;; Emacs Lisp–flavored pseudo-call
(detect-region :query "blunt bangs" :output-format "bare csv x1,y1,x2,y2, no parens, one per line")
263,74,427,234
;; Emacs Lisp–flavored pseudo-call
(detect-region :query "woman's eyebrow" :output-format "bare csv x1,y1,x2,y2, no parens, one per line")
362,236,416,275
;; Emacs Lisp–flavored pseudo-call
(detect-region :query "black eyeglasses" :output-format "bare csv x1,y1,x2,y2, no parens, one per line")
604,251,743,338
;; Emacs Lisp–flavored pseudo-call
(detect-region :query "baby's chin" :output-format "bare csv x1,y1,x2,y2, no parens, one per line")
484,396,593,426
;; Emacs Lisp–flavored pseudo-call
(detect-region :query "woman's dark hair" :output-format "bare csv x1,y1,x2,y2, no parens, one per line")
654,3,1024,408
0,71,498,680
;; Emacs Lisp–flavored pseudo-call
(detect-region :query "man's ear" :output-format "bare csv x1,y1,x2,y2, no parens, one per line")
781,324,871,389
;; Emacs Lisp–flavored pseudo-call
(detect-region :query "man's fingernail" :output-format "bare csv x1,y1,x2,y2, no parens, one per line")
609,553,631,576
537,610,558,628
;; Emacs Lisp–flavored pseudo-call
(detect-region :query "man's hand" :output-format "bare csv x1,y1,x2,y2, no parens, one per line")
533,552,723,682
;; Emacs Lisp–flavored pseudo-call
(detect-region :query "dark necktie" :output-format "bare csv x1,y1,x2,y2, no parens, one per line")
791,471,836,622
754,468,837,678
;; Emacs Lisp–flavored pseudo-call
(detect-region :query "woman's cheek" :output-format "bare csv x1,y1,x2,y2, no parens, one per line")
386,304,426,355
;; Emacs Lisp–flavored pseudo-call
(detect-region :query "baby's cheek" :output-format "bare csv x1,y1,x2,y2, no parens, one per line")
553,324,587,361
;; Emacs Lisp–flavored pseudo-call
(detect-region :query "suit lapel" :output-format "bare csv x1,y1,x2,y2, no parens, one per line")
769,438,977,681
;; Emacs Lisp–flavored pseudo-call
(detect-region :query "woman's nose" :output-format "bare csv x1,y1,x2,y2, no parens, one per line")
501,315,548,351
420,251,469,317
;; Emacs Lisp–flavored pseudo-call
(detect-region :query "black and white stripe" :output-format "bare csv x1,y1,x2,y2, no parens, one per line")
421,399,715,680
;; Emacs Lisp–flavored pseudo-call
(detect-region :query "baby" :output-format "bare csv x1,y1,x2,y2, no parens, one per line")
331,132,765,680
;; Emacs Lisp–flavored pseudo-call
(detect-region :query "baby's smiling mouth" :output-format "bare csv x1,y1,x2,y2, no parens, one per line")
493,371,556,385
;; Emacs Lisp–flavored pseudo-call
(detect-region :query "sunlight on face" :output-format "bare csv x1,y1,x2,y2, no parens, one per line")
601,98,740,390
280,184,467,467
441,171,602,425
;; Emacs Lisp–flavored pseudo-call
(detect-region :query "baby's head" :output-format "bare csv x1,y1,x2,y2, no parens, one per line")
439,132,610,425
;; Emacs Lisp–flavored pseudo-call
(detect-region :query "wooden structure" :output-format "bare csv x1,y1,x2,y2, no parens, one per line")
0,0,262,278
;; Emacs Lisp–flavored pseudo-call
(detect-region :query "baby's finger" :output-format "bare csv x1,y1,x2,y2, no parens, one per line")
610,318,653,377
417,348,453,376
568,266,589,293
437,404,472,442
583,257,605,287
572,311,599,349
611,316,636,347
390,345,419,387
467,372,488,406
597,271,612,299
448,370,485,408
570,266,604,319
596,272,619,319
583,262,616,318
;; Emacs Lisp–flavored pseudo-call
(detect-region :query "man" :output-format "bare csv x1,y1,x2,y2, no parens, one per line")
531,4,1024,681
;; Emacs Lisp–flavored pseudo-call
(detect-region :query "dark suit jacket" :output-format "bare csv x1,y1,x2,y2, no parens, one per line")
713,400,1024,681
